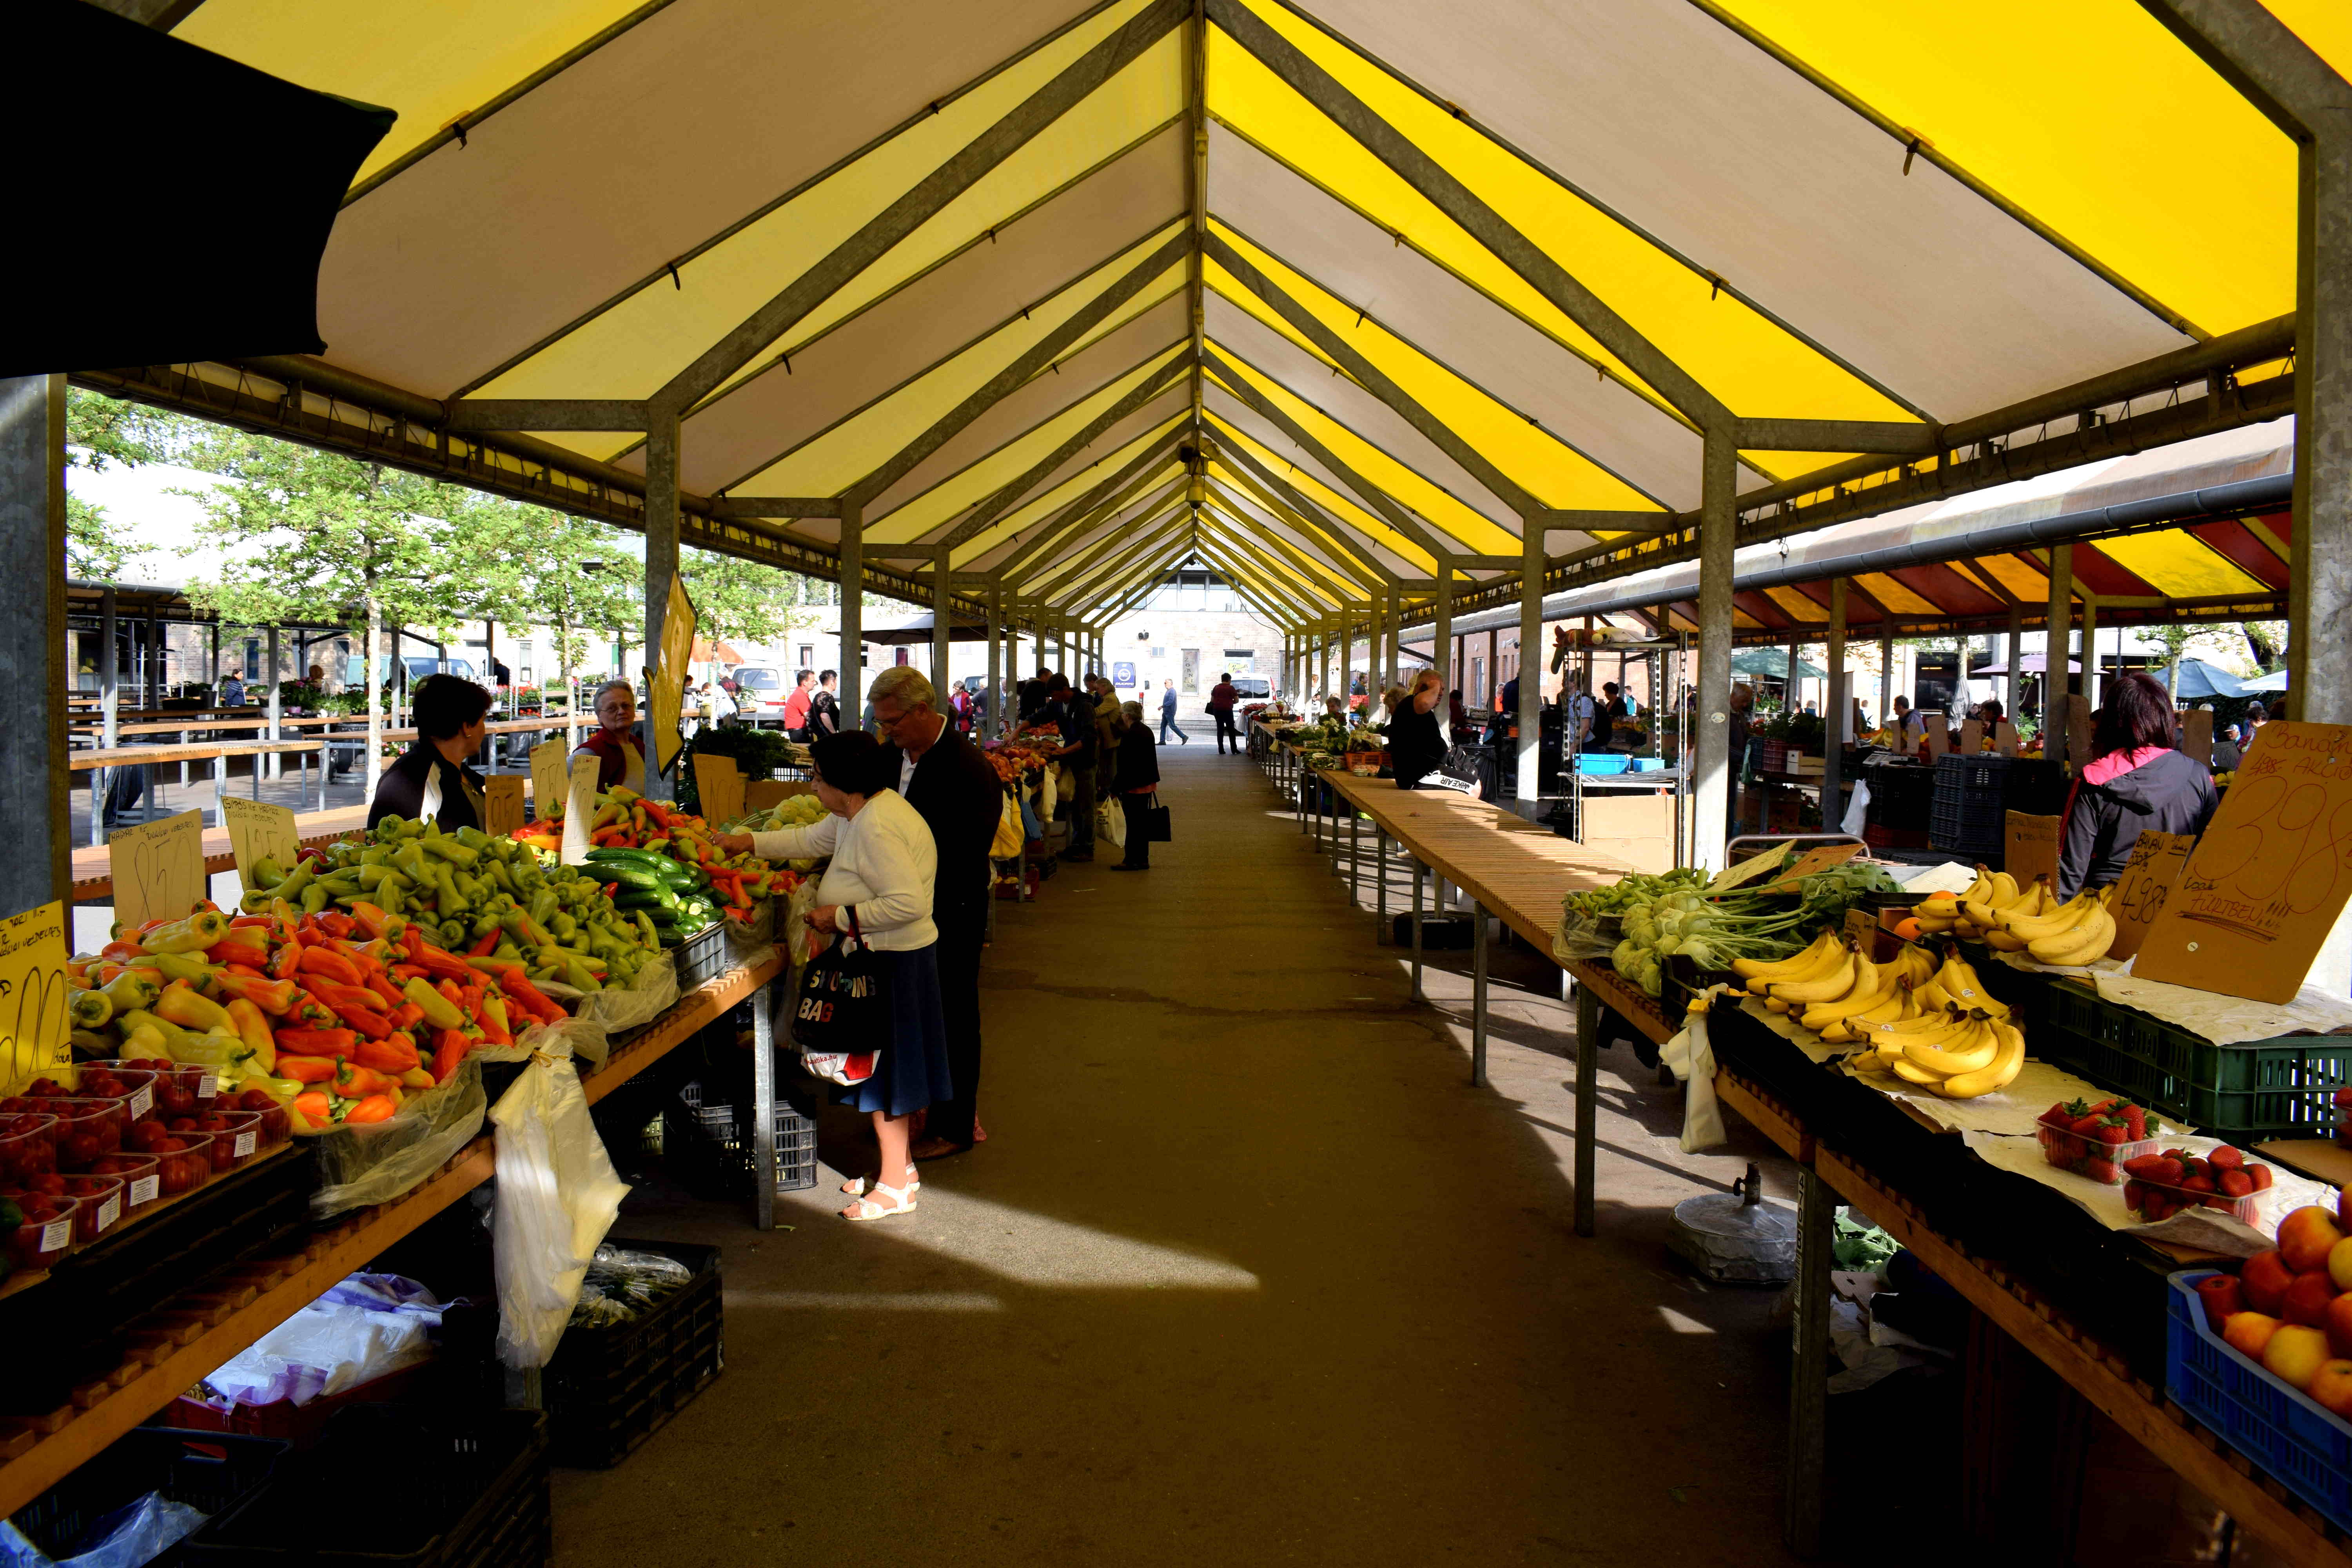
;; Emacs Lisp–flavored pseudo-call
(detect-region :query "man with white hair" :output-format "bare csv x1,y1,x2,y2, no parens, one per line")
869,666,1003,1158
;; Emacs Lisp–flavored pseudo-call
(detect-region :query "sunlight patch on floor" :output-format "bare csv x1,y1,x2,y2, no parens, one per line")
1658,1305,1717,1335
784,1184,1263,1290
726,1290,1007,1312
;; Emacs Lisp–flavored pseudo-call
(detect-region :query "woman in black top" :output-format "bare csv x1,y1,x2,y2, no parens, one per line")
368,675,491,831
1387,669,1451,788
1109,700,1161,870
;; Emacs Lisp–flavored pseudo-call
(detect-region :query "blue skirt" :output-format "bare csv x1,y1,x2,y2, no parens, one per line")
835,942,954,1117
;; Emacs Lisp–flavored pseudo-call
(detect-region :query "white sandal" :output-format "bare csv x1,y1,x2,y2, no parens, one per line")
842,1181,917,1221
842,1165,919,1197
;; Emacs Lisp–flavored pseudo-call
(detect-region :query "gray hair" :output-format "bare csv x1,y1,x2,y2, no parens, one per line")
1122,700,1143,721
867,666,935,711
592,679,635,708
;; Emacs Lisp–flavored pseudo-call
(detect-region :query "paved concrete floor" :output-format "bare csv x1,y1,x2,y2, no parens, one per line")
552,742,1808,1567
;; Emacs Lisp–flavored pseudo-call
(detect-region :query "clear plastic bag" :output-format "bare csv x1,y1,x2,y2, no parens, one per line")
194,1274,442,1409
0,1494,207,1568
571,948,678,1036
780,877,827,971
308,1059,488,1220
568,1244,696,1329
489,1053,629,1369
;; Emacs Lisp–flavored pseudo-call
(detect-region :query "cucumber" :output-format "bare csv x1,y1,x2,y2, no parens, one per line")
585,848,672,873
596,864,670,897
653,861,702,891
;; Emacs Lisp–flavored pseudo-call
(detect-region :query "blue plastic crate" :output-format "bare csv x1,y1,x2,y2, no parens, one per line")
1573,754,1630,775
2166,1270,2352,1534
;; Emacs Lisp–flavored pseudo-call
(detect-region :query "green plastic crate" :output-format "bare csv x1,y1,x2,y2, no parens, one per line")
2038,981,2352,1139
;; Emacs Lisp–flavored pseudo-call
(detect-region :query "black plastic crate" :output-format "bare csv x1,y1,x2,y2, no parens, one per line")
1927,799,2005,860
542,1239,724,1468
1933,752,2016,795
2000,757,2069,817
666,1080,819,1196
665,922,728,992
9,1427,286,1566
0,1143,318,1416
187,1406,548,1568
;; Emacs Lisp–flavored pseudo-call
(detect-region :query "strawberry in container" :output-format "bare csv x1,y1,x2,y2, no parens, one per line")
227,1086,290,1147
2123,1144,2275,1223
2035,1096,2165,1182
2,1192,81,1271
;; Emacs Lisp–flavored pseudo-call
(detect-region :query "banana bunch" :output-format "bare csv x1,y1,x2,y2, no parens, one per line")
1998,885,2118,967
1861,1006,2028,1099
1917,867,2047,947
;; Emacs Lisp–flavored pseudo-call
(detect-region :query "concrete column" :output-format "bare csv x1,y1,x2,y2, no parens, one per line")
1878,633,1893,730
266,624,281,780
2045,543,2073,769
1692,428,1737,869
2080,592,2100,711
1515,519,1544,806
840,501,864,713
1824,578,1847,831
1383,580,1400,689
985,582,1002,733
932,554,953,695
0,376,69,906
642,408,681,799
1432,558,1452,689
2005,603,2022,723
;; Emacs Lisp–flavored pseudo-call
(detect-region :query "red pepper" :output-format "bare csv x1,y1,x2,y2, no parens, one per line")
334,1061,396,1097
432,1027,469,1083
298,946,362,985
306,983,397,1040
410,943,474,982
269,939,303,982
342,1094,397,1125
468,929,500,957
2199,1273,2246,1330
361,973,405,1010
641,799,675,829
281,988,338,1030
352,1036,421,1076
229,915,275,930
292,1089,334,1126
347,902,394,941
389,964,426,982
498,971,568,1025
212,970,298,1015
317,912,356,940
389,1003,425,1031
100,940,149,962
274,1027,358,1058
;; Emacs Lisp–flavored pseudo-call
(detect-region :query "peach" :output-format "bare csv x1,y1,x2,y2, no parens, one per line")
2325,1292,2352,1360
2330,1237,2352,1294
2267,1323,2335,1390
2313,1360,2352,1418
2243,1250,2298,1316
2225,1311,2283,1360
2285,1271,2341,1328
2280,1206,2347,1273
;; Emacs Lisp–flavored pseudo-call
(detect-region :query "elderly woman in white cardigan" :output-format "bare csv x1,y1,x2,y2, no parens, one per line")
720,730,950,1221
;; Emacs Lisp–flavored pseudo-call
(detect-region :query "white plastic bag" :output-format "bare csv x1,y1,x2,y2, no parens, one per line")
1096,796,1127,850
1659,986,1728,1154
309,1060,488,1220
569,949,679,1042
490,1053,629,1369
195,1274,442,1408
1842,778,1872,837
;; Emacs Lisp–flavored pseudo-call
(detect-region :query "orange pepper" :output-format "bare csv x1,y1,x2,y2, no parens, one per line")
278,1054,343,1083
342,1094,397,1125
298,946,362,985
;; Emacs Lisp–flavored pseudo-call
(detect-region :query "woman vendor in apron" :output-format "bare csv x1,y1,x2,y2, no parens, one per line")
574,679,648,792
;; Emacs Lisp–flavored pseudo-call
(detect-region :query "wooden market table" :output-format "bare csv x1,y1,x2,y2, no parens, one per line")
0,949,783,1518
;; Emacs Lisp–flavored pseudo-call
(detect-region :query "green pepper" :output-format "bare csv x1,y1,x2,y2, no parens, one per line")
439,918,466,947
420,835,480,869
300,883,330,915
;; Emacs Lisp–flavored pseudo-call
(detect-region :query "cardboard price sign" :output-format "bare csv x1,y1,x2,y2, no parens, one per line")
693,753,745,826
0,900,71,1096
1920,713,1950,760
483,775,526,838
220,796,299,891
2181,708,2214,769
108,809,207,928
2004,812,2061,894
2138,722,2352,1003
529,740,568,825
2105,829,2198,962
649,575,699,775
1994,723,2019,758
1758,841,1866,893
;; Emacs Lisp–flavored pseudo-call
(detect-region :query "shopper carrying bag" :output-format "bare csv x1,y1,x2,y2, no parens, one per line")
791,906,885,1086
720,730,951,1222
1110,702,1166,868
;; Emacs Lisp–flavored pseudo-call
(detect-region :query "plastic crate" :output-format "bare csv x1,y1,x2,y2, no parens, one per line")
2040,982,2352,1140
1934,752,2016,795
1927,800,2005,859
541,1239,724,1468
2000,757,2070,817
187,1406,549,1568
2167,1270,2352,1535
666,1081,818,1196
8,1427,286,1565
665,922,728,992
1572,753,1630,775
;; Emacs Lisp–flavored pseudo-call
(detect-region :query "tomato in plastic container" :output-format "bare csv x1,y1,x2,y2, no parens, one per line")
147,1132,214,1196
86,1151,161,1212
105,1057,213,1115
197,1111,263,1174
0,1114,58,1187
61,1173,125,1241
227,1087,290,1147
3,1192,82,1270
69,1064,156,1122
45,1100,125,1172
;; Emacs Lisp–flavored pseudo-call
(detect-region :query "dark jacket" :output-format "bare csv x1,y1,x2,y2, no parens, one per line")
882,726,1004,941
1207,681,1238,714
2058,748,2218,898
1115,724,1160,794
809,688,841,735
1386,704,1448,788
368,743,484,833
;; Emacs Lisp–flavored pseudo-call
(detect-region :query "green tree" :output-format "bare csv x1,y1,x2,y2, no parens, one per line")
680,547,817,657
63,388,191,581
175,430,470,795
445,494,641,721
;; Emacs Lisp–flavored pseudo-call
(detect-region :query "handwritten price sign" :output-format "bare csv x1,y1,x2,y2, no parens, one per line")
2138,722,2352,1002
109,809,207,929
0,901,71,1096
2106,830,2196,962
221,796,299,891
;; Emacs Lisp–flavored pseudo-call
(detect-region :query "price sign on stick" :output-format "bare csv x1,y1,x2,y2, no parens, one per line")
529,739,567,825
2138,722,2352,1002
109,809,207,928
1757,842,1866,893
1921,714,1950,760
2106,830,2198,962
0,901,70,1096
561,755,601,866
220,796,299,891
2004,812,2061,893
693,753,744,826
1960,719,1984,756
1994,723,2020,758
483,775,526,838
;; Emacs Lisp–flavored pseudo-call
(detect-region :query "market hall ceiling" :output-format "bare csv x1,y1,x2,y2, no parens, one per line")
109,0,2352,630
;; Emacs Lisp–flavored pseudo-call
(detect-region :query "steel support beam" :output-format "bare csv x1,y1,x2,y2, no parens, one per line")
658,0,1186,411
2045,543,2073,768
935,353,1191,548
1825,578,1846,835
1735,417,1938,454
0,377,68,907
1693,428,1737,870
991,438,1188,581
710,496,844,519
1515,518,1544,806
840,501,865,707
444,399,648,431
642,409,681,799
933,555,953,694
986,581,1004,732
1432,559,1453,688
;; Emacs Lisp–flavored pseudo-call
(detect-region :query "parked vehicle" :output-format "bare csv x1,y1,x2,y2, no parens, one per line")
727,664,788,717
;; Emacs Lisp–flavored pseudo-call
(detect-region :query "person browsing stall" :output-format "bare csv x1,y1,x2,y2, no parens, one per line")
1110,699,1160,870
719,731,950,1221
2057,671,2220,899
1387,669,1452,789
369,675,490,831
573,679,647,791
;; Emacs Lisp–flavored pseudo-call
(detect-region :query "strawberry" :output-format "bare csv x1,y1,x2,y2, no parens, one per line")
2072,1113,2108,1137
2083,1157,2118,1184
2218,1169,2254,1198
2096,1120,2132,1145
2208,1145,2244,1171
2123,1180,2147,1208
2039,1102,2074,1128
2121,1104,2148,1140
2247,1163,2275,1192
2181,1174,2216,1194
2151,1157,2185,1184
2123,1155,2165,1177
